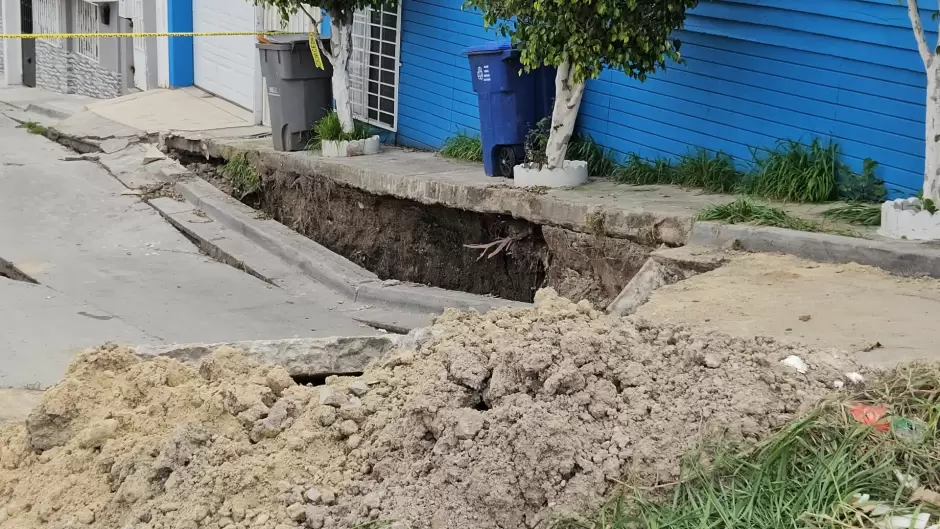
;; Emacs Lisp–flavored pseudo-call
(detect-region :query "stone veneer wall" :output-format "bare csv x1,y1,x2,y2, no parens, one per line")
36,40,70,93
35,39,121,98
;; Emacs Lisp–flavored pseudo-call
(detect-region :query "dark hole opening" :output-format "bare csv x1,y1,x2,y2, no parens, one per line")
292,372,364,387
473,399,490,412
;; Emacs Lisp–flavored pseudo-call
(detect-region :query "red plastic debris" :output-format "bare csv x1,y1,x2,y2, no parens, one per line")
848,404,890,432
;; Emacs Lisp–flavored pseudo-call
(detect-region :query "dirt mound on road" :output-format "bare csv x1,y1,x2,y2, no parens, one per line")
0,290,863,529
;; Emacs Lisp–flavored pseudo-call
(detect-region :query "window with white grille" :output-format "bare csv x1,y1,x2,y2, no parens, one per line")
349,4,401,131
74,0,99,61
34,0,62,47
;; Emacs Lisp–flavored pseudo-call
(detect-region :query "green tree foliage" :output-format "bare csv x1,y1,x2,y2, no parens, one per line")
464,0,700,84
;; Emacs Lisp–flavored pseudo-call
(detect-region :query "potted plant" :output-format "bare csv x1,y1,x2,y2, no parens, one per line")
312,110,381,157
255,0,394,148
464,0,699,187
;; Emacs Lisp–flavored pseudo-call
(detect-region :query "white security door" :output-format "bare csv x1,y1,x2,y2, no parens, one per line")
192,0,255,108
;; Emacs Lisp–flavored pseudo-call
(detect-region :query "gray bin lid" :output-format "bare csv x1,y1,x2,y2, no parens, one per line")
256,33,322,50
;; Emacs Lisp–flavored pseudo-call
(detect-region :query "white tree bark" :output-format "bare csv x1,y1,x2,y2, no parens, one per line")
330,18,355,134
545,59,586,170
925,61,940,202
907,0,940,201
296,7,355,134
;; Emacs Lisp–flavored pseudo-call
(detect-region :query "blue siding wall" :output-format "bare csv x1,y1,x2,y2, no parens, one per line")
397,0,500,148
396,0,930,193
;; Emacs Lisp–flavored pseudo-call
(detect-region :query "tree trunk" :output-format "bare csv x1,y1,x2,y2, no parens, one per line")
545,59,585,170
926,61,940,202
330,17,354,133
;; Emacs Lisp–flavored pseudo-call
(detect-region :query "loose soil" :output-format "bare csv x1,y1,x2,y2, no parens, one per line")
180,156,652,306
0,290,864,529
633,252,940,368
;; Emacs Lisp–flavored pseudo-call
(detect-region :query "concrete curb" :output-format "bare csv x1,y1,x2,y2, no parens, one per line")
162,168,525,314
689,221,940,278
134,335,400,376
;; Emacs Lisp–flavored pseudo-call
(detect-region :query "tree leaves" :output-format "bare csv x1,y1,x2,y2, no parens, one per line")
251,0,397,33
464,0,699,83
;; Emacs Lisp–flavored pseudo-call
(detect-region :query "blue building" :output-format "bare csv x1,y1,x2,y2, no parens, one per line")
393,0,930,194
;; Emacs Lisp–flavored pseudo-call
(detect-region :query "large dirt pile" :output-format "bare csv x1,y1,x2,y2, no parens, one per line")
0,290,863,529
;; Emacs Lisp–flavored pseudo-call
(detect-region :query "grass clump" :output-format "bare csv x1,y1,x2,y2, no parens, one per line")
20,121,47,135
568,134,618,177
698,197,823,232
307,111,373,150
553,365,940,529
614,150,740,193
222,153,261,199
613,153,676,185
823,202,882,227
742,138,841,203
674,149,741,193
440,133,484,162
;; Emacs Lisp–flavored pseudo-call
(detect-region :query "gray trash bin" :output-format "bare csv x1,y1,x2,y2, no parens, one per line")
257,35,333,152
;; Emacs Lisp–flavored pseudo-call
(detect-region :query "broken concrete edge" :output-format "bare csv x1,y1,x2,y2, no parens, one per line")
159,166,528,315
24,102,73,121
149,198,280,287
160,132,694,246
134,335,402,376
606,246,727,316
689,221,940,278
0,256,39,284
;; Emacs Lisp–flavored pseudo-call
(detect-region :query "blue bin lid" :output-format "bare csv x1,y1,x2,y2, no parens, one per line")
464,41,512,55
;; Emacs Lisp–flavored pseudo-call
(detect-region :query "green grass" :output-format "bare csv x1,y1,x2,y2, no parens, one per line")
568,134,618,177
222,153,261,199
307,111,373,150
440,133,484,162
822,203,882,227
613,153,677,186
698,198,824,232
613,150,740,193
553,365,940,529
20,121,48,135
674,149,741,193
742,138,840,203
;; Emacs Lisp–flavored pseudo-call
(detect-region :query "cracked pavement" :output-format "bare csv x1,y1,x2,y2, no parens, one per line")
0,112,374,389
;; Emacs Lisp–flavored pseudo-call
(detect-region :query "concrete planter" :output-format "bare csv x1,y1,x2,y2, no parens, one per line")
878,197,940,240
513,160,588,188
878,198,940,241
322,136,381,158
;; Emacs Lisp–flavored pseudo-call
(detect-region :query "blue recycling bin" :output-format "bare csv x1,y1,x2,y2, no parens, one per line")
466,42,553,177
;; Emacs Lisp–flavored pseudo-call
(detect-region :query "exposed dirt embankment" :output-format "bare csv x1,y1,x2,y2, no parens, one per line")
0,290,864,529
181,155,653,306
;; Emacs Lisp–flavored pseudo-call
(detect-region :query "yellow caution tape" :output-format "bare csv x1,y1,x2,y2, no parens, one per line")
308,32,324,70
0,31,300,39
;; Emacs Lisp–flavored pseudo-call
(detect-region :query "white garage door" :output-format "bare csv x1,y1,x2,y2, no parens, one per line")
193,0,255,109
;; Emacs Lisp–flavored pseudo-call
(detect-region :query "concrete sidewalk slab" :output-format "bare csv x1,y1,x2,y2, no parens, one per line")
86,88,253,133
0,85,95,117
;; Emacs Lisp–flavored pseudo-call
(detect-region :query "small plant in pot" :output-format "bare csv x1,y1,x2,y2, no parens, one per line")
464,0,699,187
310,111,380,157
